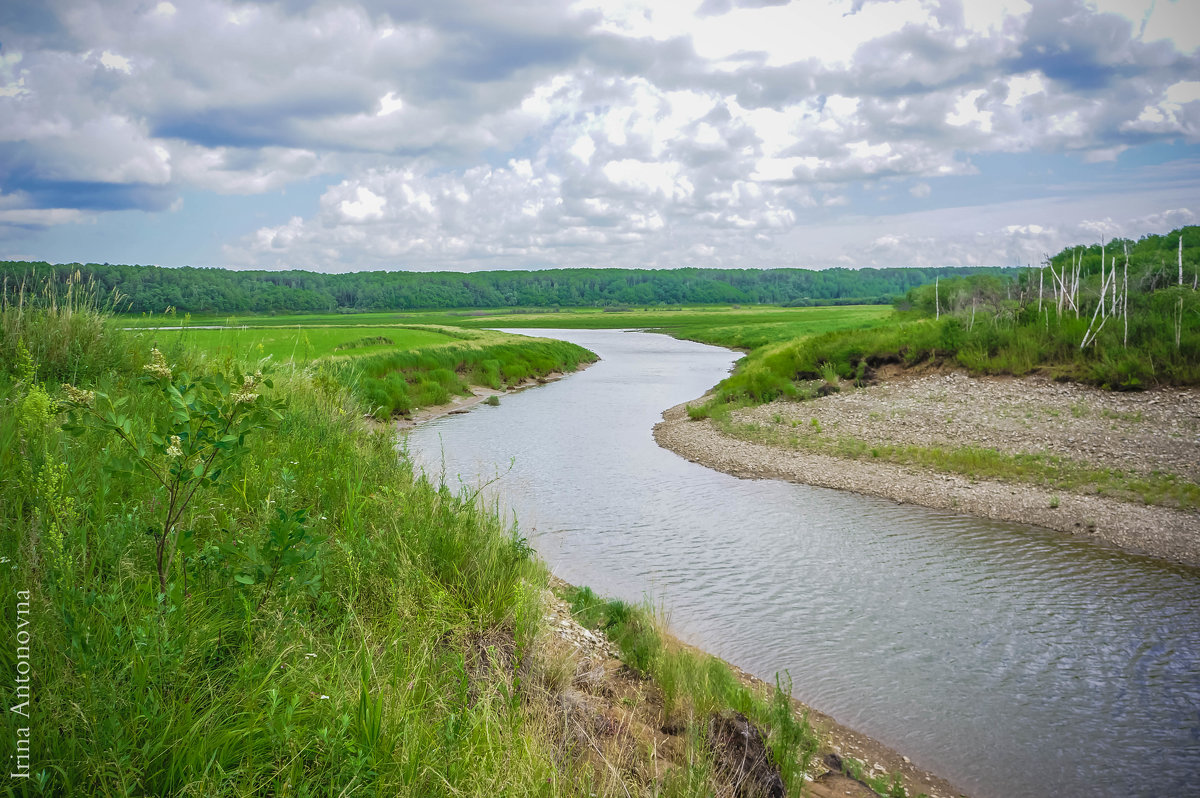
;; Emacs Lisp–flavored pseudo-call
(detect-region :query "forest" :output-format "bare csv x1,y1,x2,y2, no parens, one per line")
0,260,1019,314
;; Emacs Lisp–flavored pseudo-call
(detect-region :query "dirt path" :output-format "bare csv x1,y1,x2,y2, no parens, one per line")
654,372,1200,567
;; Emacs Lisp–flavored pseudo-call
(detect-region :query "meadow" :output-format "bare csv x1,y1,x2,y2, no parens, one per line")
1,283,840,797
147,324,466,362
120,304,893,420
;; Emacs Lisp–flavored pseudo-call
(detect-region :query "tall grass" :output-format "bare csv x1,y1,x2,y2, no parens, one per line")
1,294,825,797
0,294,584,796
333,339,595,417
692,276,1200,418
562,585,820,796
1,271,136,384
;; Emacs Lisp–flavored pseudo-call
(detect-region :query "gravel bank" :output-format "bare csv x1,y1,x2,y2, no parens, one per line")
654,372,1200,567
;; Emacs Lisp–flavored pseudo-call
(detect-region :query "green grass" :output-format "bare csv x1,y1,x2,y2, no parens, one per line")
3,303,575,795
331,337,595,418
121,303,892,338
689,284,1200,421
123,304,891,419
148,324,464,363
4,288,837,797
561,585,819,796
124,319,596,418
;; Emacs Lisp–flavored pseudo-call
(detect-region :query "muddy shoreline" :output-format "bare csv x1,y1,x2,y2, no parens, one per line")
653,372,1200,568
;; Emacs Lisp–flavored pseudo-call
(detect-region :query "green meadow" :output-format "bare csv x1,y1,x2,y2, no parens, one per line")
128,304,894,357
124,305,895,420
143,324,465,363
1,278,827,797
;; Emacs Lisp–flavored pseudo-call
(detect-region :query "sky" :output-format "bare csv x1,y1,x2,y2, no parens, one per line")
0,0,1197,272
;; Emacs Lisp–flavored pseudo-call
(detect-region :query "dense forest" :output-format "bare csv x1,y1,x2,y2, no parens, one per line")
0,260,1020,314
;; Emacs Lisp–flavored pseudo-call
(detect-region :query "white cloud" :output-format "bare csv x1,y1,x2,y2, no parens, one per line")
338,186,387,221
99,51,132,74
0,0,1198,265
376,92,404,116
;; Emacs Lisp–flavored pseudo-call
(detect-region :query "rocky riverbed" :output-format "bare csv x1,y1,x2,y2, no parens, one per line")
654,370,1200,567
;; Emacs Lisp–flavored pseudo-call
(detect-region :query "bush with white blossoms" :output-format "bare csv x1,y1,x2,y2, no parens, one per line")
63,362,286,597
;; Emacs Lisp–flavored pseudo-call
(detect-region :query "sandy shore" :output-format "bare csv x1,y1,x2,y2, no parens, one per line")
654,371,1200,568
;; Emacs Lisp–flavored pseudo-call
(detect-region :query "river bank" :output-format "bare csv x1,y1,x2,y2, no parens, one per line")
538,575,967,798
391,365,592,428
400,362,970,797
654,370,1200,568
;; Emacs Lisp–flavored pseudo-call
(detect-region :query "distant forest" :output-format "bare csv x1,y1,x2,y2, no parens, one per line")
0,261,1022,314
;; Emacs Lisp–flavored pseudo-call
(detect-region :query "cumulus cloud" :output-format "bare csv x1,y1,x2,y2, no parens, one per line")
0,0,1198,267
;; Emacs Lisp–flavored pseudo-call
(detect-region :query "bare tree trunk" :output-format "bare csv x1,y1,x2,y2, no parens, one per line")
1100,239,1107,319
1123,243,1129,349
1051,260,1072,316
935,276,939,320
1180,235,1184,286
1074,248,1081,317
1081,267,1115,349
1038,267,1044,313
1176,296,1183,351
1112,255,1120,316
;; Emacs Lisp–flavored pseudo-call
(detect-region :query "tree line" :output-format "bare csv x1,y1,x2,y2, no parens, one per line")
0,260,1021,314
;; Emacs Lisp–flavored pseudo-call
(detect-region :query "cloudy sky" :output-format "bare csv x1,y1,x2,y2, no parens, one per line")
1,0,1197,271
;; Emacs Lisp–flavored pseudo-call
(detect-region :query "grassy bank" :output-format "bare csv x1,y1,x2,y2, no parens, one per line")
151,323,468,362
2,286,889,797
690,256,1200,419
332,335,595,418
132,315,596,421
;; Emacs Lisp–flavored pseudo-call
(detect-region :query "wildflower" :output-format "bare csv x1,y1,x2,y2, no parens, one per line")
143,348,172,380
232,372,259,404
232,387,259,404
165,435,183,458
62,383,95,407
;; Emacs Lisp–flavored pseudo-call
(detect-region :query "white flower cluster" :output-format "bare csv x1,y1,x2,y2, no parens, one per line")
166,435,183,458
143,348,173,380
232,372,260,405
61,383,95,407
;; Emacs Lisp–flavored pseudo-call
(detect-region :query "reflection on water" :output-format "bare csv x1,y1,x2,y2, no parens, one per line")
404,329,1200,798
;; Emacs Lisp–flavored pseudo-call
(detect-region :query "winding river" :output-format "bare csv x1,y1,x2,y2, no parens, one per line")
403,329,1200,798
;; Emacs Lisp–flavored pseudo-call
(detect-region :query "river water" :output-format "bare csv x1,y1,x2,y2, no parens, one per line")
403,328,1200,798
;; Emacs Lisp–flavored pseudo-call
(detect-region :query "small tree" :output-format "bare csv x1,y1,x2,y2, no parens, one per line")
63,349,284,596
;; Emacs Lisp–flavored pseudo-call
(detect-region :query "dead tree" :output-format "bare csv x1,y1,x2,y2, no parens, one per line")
1123,242,1130,348
1081,267,1116,349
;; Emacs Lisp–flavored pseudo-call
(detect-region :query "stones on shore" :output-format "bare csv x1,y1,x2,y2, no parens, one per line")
654,375,1200,568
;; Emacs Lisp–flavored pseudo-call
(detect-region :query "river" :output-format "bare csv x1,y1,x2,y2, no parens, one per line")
403,328,1200,798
